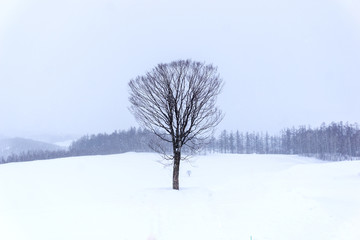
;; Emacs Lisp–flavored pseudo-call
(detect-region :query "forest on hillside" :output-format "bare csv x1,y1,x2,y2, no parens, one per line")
1,122,359,164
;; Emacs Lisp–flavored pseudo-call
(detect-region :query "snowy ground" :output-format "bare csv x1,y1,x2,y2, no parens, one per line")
0,153,359,240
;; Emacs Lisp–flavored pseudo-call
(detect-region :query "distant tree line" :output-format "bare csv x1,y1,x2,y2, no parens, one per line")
68,127,154,155
1,122,359,164
0,128,153,164
4,149,70,164
205,122,360,160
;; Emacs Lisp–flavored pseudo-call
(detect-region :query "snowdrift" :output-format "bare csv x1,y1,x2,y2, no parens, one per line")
0,153,359,240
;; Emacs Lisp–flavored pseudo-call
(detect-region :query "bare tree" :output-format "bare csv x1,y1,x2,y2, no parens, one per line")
128,59,223,190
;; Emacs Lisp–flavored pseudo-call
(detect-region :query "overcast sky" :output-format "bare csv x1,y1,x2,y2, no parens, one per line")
1,0,359,140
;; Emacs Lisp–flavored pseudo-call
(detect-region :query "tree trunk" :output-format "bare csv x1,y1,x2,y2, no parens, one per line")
172,151,181,190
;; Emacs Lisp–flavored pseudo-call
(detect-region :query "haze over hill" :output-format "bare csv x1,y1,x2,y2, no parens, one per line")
0,138,63,159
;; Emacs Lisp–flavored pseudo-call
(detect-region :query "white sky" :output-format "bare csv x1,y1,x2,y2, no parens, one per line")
1,0,359,139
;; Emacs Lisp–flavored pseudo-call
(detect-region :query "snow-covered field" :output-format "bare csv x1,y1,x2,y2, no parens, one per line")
0,153,359,240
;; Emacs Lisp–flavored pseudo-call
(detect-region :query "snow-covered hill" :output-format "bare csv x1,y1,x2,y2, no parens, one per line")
0,138,63,158
0,153,359,240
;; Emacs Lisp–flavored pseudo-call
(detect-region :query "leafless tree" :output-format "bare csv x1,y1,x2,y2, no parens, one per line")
128,59,224,190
